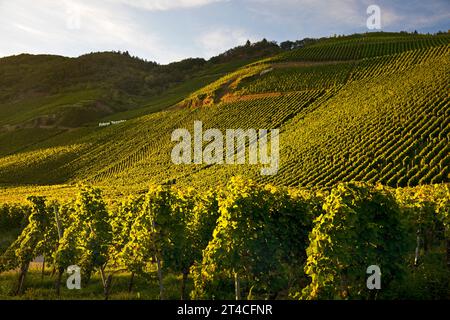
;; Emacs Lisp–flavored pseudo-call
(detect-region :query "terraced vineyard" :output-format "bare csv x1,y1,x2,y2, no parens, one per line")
236,44,449,95
0,32,449,201
269,54,449,188
275,33,450,61
237,63,352,93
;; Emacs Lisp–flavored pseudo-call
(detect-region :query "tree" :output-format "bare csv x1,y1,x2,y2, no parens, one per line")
192,177,309,299
0,196,52,295
162,187,197,300
54,186,112,298
121,185,174,299
76,186,113,298
302,183,411,299
396,184,450,267
53,201,81,295
280,41,295,50
109,194,144,292
171,188,220,300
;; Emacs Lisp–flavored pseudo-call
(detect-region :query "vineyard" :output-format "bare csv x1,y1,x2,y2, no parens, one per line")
0,179,448,300
268,52,450,188
274,33,450,62
0,33,448,192
0,32,449,300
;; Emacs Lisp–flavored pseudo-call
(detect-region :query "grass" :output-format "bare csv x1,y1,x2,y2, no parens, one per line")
0,263,193,300
0,128,65,157
0,89,103,127
100,73,222,122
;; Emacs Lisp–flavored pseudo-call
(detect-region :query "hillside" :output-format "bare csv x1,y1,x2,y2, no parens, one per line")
0,32,449,201
0,41,278,130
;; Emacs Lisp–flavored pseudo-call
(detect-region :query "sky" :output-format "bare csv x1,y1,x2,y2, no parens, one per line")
0,0,449,64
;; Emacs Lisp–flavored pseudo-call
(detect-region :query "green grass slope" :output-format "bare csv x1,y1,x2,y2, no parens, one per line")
0,48,273,130
0,32,448,196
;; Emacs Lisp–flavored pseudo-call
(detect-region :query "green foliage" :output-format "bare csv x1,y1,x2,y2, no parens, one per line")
386,251,450,300
121,185,173,276
0,197,50,270
275,33,450,62
187,189,220,262
192,177,316,299
181,64,269,108
302,183,411,300
0,45,276,129
74,186,112,278
0,203,30,232
0,32,449,300
1,180,449,299
0,33,448,189
109,195,144,269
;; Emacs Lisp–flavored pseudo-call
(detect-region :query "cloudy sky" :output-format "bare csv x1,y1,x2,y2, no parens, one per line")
0,0,449,64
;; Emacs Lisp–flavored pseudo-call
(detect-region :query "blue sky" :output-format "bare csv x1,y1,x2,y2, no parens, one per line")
0,0,449,64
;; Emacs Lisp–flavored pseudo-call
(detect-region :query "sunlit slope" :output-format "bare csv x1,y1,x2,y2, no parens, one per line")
180,33,450,108
0,33,448,189
0,53,154,128
270,54,449,187
0,51,259,130
166,51,449,188
0,54,261,162
274,32,450,61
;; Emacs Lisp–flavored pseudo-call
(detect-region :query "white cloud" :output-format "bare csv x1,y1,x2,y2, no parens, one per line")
197,28,259,57
380,8,450,29
0,0,185,63
13,23,49,37
247,0,366,28
0,0,448,64
247,0,450,31
106,0,226,11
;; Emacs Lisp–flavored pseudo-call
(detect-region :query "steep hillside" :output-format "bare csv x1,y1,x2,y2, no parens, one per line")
0,32,449,201
0,42,277,130
0,52,161,128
